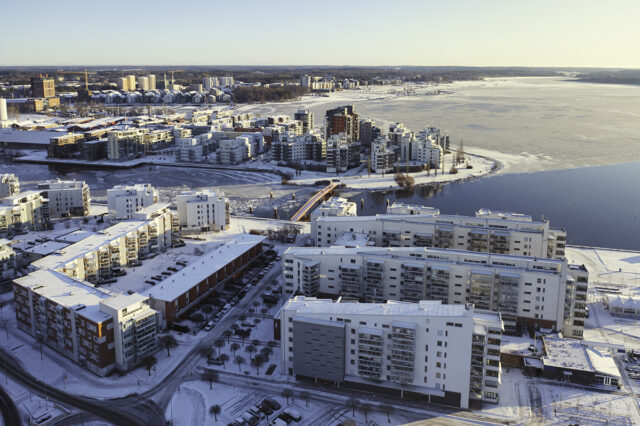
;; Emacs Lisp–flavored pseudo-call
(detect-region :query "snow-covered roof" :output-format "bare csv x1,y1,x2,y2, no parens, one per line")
14,269,113,323
0,129,62,145
55,229,97,244
100,292,147,312
23,241,69,256
282,296,501,324
542,335,621,378
143,234,265,302
32,220,154,271
605,294,640,311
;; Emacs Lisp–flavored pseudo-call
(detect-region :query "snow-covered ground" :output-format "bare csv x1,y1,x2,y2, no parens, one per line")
566,246,640,291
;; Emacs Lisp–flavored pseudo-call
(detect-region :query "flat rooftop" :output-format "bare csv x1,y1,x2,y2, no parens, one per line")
14,269,113,323
542,335,621,378
32,220,154,271
283,296,502,323
143,234,265,302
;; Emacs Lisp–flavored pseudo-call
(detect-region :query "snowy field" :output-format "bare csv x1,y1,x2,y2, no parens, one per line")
566,246,640,290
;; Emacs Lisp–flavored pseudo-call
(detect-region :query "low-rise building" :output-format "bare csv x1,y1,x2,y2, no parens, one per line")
282,246,588,337
107,184,159,222
277,297,503,408
37,179,90,218
387,203,440,216
144,234,264,327
0,239,16,280
175,189,229,232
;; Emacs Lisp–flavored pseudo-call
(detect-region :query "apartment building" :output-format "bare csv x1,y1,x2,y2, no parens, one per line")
277,297,503,408
0,239,16,280
0,190,50,235
175,189,229,232
31,76,56,98
325,105,359,142
0,173,19,198
271,131,326,164
176,132,215,162
218,137,251,165
13,269,157,376
31,204,175,284
107,184,159,222
370,137,395,174
314,209,567,259
37,179,90,218
99,293,157,371
281,246,588,338
326,134,351,173
107,129,144,160
293,110,314,134
310,198,357,239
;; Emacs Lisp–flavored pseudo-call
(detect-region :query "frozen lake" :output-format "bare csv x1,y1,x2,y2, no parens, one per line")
238,77,640,173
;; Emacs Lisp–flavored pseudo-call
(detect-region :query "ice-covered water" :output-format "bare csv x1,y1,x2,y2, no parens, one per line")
239,77,640,173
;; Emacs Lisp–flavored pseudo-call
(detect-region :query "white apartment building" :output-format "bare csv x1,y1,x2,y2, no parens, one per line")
314,209,567,259
146,74,156,90
137,76,150,91
37,179,90,218
282,246,588,338
218,137,251,165
0,239,16,280
99,293,157,371
387,203,440,216
203,76,219,90
117,77,129,91
0,190,50,235
127,75,136,91
176,189,229,231
371,137,395,174
14,269,157,376
31,204,175,283
107,184,159,222
326,134,350,173
310,198,357,239
0,173,19,198
279,297,503,408
176,133,215,163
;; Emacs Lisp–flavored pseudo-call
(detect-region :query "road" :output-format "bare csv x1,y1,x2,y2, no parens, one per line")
0,346,164,425
290,183,338,221
0,385,20,426
189,369,509,425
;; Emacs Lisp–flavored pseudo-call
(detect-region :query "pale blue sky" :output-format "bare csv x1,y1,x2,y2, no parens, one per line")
0,0,638,67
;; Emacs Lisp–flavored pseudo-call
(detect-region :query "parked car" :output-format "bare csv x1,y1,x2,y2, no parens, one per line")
262,398,281,410
204,321,214,331
283,409,301,422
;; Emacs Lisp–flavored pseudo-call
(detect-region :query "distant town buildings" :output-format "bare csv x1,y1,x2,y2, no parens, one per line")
31,76,56,98
0,191,50,236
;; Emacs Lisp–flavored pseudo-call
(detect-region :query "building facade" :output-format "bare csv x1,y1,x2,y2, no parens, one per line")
31,76,56,98
175,189,229,232
282,246,588,338
0,173,20,198
314,209,567,259
0,191,50,235
278,297,503,408
37,179,90,218
107,184,159,222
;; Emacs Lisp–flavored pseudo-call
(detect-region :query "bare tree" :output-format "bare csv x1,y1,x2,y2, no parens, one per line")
347,397,360,416
251,354,266,374
361,403,372,423
230,342,240,356
281,388,294,405
300,390,311,407
234,355,246,372
209,404,221,421
245,344,256,360
382,404,394,423
219,353,229,369
214,339,225,355
159,335,177,357
203,369,219,390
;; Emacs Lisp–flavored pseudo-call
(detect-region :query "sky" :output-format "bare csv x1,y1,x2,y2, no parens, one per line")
0,0,638,68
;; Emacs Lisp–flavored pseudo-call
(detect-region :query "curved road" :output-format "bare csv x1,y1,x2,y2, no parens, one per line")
0,240,294,426
0,385,21,426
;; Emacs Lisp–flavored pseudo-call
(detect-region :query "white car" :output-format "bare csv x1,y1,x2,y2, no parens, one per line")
204,321,214,331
